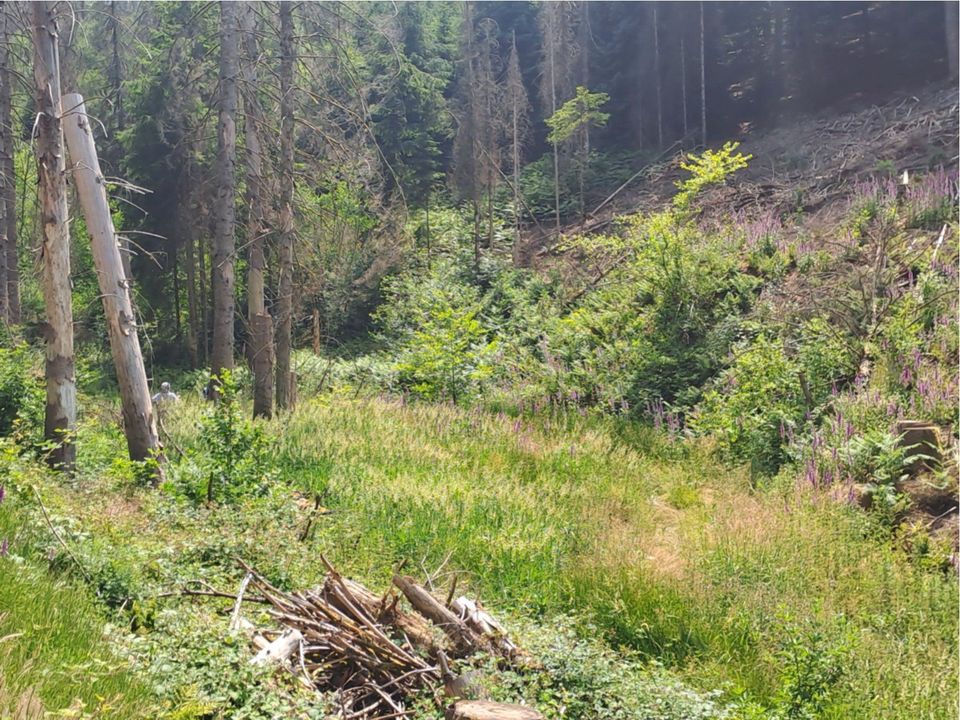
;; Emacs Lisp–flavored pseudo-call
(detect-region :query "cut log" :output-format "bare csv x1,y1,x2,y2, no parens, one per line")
250,627,303,666
393,575,479,655
446,700,542,720
336,577,446,656
449,596,519,661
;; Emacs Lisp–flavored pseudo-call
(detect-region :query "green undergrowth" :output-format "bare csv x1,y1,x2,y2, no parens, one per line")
1,391,956,719
0,513,159,718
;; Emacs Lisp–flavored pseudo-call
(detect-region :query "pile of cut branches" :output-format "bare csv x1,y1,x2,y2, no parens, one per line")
236,558,524,719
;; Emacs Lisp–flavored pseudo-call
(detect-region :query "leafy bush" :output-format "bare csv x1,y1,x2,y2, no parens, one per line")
187,371,273,504
376,260,499,403
0,344,43,441
692,335,805,475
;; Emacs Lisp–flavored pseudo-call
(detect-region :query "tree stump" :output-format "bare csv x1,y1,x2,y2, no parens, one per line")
445,701,542,720
895,420,942,472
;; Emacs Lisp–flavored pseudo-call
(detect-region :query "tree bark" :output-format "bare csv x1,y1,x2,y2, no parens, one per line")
680,33,688,138
241,3,267,320
251,312,274,419
210,0,240,392
275,0,296,410
62,94,162,475
446,701,542,720
946,1,959,79
32,1,76,471
699,1,707,146
0,2,18,323
653,3,663,149
241,3,272,418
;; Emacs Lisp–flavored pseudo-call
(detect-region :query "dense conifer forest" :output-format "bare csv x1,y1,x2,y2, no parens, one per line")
0,2,957,719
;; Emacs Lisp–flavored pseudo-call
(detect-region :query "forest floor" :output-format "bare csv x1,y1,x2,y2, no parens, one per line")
1,394,957,719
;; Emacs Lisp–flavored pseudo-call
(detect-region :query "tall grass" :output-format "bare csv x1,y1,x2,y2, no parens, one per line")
0,552,159,717
199,396,954,717
16,395,958,719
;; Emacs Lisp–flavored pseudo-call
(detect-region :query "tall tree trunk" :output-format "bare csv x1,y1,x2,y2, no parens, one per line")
699,1,707,146
241,3,267,320
511,64,521,264
210,0,240,391
199,224,209,363
32,1,76,471
946,1,959,78
545,6,561,237
185,220,198,368
241,3,273,418
275,0,296,410
0,2,18,323
62,94,162,476
653,3,663,149
680,33,688,138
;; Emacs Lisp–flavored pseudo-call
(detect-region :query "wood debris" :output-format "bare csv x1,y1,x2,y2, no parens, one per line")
237,558,524,719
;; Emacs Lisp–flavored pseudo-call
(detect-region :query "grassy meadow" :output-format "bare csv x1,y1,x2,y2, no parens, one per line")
2,393,955,718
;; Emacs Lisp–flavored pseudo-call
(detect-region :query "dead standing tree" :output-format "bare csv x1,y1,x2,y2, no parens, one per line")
275,0,296,411
240,2,274,419
62,93,163,479
32,1,76,471
210,0,240,395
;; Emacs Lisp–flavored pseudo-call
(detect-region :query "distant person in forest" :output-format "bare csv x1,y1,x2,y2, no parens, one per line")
152,382,179,404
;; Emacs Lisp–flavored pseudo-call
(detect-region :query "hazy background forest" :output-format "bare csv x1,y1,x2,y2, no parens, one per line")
0,1,955,356
0,2,958,720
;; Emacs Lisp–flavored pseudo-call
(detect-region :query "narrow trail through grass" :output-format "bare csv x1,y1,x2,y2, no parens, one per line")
3,395,956,718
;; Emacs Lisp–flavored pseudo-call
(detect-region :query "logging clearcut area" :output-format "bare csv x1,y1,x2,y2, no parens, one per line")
0,2,957,719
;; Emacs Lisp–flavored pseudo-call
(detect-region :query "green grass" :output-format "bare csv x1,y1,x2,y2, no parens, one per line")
0,528,159,718
4,395,958,719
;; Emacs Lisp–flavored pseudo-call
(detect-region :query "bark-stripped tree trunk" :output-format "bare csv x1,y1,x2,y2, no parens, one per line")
106,0,132,281
62,94,162,476
210,0,240,393
32,1,76,471
699,1,707,146
275,0,296,410
241,3,273,418
0,2,18,323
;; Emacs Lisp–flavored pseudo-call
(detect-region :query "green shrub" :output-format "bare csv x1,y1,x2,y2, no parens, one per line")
0,343,43,441
692,335,805,475
188,371,273,504
376,260,499,403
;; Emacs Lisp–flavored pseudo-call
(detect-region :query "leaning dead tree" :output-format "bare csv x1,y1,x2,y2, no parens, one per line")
32,1,76,471
62,94,163,478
